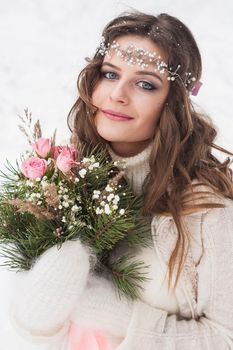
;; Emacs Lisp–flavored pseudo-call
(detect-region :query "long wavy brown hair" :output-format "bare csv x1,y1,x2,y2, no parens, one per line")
67,11,233,287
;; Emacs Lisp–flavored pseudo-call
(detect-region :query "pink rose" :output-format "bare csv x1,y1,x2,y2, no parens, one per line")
52,146,62,160
53,145,76,160
21,157,47,179
56,147,76,173
32,138,51,158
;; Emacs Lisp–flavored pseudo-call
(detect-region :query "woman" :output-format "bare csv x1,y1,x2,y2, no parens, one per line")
10,11,233,350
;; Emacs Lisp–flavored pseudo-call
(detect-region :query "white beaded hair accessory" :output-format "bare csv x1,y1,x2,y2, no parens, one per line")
96,36,202,95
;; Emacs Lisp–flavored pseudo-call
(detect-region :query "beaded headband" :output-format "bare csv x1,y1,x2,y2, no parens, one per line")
96,37,202,96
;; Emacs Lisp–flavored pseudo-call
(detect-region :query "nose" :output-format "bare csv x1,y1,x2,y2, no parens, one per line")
109,81,129,104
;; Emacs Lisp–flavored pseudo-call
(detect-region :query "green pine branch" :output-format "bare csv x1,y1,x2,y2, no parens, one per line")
109,255,151,300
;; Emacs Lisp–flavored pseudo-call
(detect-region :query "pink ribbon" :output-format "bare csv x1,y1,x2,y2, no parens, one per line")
68,322,109,350
191,81,203,96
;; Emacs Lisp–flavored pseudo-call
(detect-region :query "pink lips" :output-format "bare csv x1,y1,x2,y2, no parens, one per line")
101,109,133,121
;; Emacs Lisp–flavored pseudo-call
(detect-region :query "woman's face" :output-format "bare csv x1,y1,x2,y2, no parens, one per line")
92,35,170,156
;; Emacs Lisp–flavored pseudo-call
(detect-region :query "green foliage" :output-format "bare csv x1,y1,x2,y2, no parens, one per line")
0,141,152,299
110,255,151,300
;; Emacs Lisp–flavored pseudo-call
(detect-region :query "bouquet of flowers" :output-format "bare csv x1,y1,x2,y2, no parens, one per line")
0,109,151,299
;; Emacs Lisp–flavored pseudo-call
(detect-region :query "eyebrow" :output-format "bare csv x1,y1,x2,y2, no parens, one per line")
101,62,163,83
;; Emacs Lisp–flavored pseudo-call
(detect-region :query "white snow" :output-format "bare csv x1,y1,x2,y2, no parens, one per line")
0,0,232,348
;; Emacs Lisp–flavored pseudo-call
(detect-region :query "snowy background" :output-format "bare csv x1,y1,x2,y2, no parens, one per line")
0,0,233,348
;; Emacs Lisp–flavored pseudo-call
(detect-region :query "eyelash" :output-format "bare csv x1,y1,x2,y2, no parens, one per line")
100,71,157,91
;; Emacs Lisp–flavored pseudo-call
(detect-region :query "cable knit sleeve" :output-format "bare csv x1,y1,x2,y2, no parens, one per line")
117,201,233,349
9,239,91,343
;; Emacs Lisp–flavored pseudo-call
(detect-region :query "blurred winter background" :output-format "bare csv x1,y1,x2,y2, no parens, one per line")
0,0,232,348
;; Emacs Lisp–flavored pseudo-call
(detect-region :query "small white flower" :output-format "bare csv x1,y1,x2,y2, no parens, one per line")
63,202,69,208
82,157,90,164
104,204,111,215
113,204,118,210
37,200,42,205
107,193,115,202
105,185,113,192
88,161,99,170
96,207,103,214
74,177,80,183
71,205,80,212
26,180,34,187
62,216,66,222
79,168,87,178
58,205,62,209
36,193,41,198
113,195,120,205
92,193,101,199
35,177,41,182
119,209,125,215
115,160,126,168
63,195,69,201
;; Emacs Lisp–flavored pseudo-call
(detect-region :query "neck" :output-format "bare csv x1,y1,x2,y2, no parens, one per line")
109,139,152,157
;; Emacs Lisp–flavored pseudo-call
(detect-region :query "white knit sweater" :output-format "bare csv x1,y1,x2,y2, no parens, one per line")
9,143,233,349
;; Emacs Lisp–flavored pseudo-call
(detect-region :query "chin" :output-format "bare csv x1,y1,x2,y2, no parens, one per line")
98,132,123,143
95,125,124,142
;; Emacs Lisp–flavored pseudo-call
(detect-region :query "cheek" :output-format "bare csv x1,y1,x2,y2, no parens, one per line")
135,98,164,124
92,84,104,108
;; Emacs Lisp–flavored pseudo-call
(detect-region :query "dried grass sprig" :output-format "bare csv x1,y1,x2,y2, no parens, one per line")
43,183,60,208
108,171,125,188
18,108,43,145
4,199,55,220
33,120,42,140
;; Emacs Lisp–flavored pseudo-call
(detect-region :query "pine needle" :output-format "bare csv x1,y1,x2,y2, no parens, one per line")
110,255,151,300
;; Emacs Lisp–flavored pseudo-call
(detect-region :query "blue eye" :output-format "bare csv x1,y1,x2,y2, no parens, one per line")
137,81,156,91
101,71,118,80
100,70,156,91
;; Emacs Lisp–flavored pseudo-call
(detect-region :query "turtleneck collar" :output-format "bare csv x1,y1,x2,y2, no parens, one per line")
108,142,153,196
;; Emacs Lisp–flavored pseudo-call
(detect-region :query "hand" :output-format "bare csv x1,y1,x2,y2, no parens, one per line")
11,239,92,335
73,274,133,338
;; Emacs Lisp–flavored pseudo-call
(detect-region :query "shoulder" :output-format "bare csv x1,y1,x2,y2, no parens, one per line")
151,179,233,251
184,179,233,230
